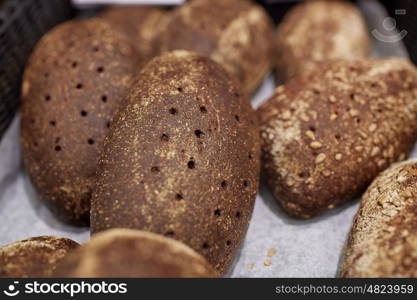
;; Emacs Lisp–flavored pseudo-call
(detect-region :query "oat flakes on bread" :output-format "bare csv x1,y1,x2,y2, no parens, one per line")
258,58,417,218
340,159,417,277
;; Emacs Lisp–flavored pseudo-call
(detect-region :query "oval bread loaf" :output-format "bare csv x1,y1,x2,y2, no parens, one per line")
21,18,138,225
258,58,417,218
0,236,78,278
91,50,260,274
159,0,274,95
99,5,167,65
340,159,417,277
276,0,370,81
54,229,218,278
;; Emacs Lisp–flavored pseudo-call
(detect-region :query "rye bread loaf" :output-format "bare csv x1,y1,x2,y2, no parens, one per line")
159,0,274,95
54,229,218,278
276,0,370,81
0,236,78,278
340,159,417,277
91,50,260,274
99,5,167,65
258,58,417,218
21,18,138,225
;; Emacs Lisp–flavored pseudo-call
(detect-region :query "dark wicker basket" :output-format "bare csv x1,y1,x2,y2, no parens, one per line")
0,0,73,141
381,0,417,65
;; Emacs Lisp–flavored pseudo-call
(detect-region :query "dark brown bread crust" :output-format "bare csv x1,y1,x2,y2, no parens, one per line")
54,229,219,278
258,58,417,219
0,236,79,278
21,18,138,225
91,50,260,274
99,5,167,66
276,0,370,81
340,160,417,277
159,0,274,95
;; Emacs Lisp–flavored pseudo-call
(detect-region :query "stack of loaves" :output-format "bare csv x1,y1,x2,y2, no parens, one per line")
1,0,417,278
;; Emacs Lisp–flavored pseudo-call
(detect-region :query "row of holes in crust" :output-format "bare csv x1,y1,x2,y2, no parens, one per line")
41,79,244,150
169,105,241,123
41,81,251,191
44,94,108,103
162,90,245,251
53,138,94,152
41,44,102,73
43,99,235,151
43,55,107,102
42,82,108,150
43,72,109,150
30,124,104,150
163,97,246,251
150,162,251,197
164,209,242,249
40,46,106,150
40,79,247,250
49,100,254,186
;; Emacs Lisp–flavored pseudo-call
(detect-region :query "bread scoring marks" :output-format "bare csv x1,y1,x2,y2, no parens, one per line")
340,159,417,277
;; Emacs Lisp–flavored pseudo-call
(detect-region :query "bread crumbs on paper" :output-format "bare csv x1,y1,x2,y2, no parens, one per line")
264,259,272,267
267,248,277,257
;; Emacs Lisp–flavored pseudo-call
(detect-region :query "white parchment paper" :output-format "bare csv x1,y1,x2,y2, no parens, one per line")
0,0,412,277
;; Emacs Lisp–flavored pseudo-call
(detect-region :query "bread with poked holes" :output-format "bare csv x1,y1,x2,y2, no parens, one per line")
21,18,138,225
91,50,260,274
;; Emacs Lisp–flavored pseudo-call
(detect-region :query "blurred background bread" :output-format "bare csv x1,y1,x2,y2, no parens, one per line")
275,0,371,81
99,5,167,66
21,18,138,225
0,236,78,278
159,0,274,95
258,58,417,218
54,229,218,278
340,159,417,277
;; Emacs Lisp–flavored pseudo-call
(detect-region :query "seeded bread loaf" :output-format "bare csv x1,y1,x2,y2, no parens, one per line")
276,0,370,81
54,229,218,278
21,18,138,225
99,5,167,65
159,0,274,94
340,159,417,277
0,236,78,278
258,58,417,218
91,51,260,274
